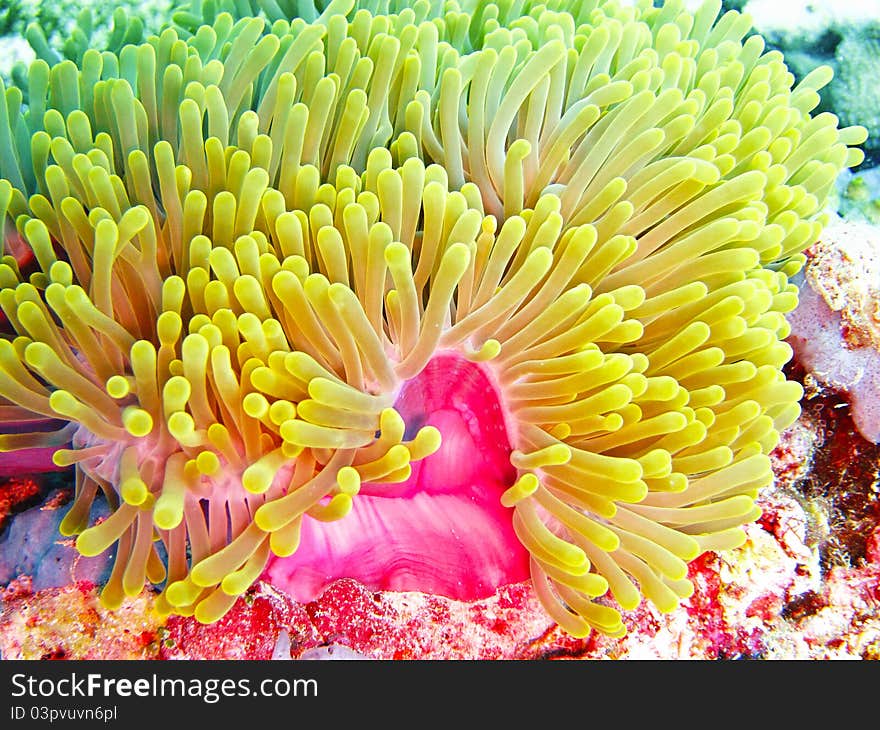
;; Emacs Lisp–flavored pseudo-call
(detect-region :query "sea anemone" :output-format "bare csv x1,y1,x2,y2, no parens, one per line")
0,0,867,636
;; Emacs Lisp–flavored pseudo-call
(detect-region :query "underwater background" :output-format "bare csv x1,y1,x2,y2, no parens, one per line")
0,0,878,659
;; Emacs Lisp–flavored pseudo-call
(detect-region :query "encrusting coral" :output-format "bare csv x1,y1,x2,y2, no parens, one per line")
0,0,868,637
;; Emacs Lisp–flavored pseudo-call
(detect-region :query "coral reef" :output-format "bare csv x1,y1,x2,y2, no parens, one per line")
837,166,880,224
787,216,880,443
0,475,39,528
0,580,164,659
0,0,876,658
0,1,172,84
743,0,880,48
3,481,878,659
827,34,880,156
744,0,880,159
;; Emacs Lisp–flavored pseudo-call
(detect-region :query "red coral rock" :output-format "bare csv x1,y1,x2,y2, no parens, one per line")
0,477,40,530
866,526,880,564
160,582,319,660
304,578,406,654
683,553,765,659
2,575,33,601
745,594,784,622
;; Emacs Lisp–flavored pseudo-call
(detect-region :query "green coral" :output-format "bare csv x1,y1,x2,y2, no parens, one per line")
0,1,30,37
742,3,880,159
828,33,880,153
838,174,880,224
1,1,172,88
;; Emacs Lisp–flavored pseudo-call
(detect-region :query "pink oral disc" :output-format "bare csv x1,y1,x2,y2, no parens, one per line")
264,353,530,601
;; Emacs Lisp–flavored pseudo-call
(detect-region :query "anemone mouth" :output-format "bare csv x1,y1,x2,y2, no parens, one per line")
264,351,531,602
